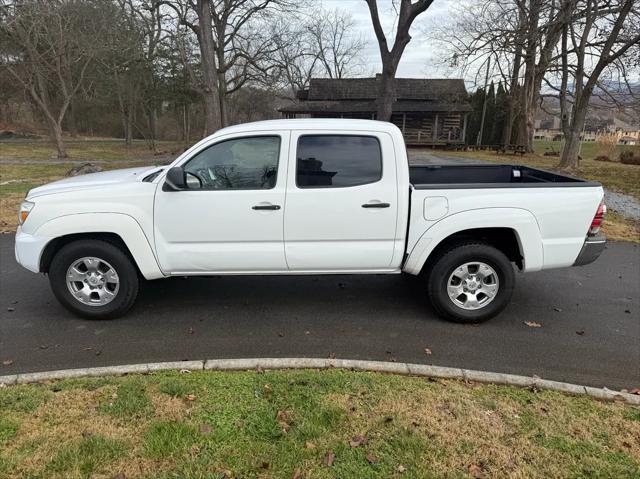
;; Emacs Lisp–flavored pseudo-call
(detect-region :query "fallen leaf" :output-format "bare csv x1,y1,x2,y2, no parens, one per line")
553,307,562,312
524,321,542,328
256,366,264,374
292,468,303,479
39,345,49,349
323,451,335,467
397,465,406,473
112,473,126,479
424,348,433,355
263,384,272,398
305,441,316,449
349,434,368,448
366,453,378,464
260,461,270,469
179,369,191,374
81,430,93,438
276,410,292,432
622,441,632,448
2,359,13,366
467,463,484,478
624,309,631,314
185,394,196,401
629,388,640,395
576,330,585,335
200,424,213,434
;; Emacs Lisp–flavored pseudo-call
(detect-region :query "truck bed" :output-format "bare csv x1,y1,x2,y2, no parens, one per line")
409,164,599,189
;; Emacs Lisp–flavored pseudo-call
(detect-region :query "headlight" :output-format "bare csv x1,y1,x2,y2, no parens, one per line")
18,200,35,225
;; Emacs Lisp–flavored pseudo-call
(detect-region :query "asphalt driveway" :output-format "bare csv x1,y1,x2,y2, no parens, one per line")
1,235,638,389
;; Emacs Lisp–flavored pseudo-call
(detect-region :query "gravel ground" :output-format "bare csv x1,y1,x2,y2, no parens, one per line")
603,190,640,221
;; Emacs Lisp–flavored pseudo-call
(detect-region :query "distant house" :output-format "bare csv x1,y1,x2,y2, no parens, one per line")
279,75,472,146
619,136,637,146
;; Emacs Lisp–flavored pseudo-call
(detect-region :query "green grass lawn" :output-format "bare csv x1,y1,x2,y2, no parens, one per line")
0,139,183,161
1,370,639,478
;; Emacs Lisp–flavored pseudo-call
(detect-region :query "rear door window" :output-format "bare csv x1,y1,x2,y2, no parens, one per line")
296,135,382,188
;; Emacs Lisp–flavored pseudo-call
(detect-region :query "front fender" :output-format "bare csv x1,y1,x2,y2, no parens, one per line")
35,213,165,280
403,207,543,275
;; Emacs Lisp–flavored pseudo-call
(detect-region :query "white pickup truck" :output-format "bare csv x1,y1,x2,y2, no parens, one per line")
15,119,606,322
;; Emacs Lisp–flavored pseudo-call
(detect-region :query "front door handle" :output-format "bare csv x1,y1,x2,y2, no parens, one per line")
362,202,390,208
252,204,281,210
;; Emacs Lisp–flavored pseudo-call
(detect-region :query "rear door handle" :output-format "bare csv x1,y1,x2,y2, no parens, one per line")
362,202,390,208
252,204,281,210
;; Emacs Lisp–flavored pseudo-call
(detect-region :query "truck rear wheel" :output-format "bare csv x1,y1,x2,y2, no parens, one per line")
427,242,515,323
49,239,139,320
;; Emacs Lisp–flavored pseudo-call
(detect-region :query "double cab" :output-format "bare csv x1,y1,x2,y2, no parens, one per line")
15,119,606,322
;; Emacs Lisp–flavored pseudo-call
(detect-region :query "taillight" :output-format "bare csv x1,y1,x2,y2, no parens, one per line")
588,201,606,236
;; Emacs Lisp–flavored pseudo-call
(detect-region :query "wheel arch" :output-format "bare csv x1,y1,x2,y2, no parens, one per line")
403,208,543,275
35,213,165,280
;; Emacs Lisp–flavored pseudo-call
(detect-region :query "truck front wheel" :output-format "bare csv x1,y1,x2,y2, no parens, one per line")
48,239,139,320
427,242,515,323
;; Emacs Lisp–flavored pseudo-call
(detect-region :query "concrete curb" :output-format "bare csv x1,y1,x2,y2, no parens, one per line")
1,358,638,405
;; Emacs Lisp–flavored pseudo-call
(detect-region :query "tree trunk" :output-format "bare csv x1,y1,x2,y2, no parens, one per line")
196,0,220,135
67,100,79,138
217,70,228,127
377,66,396,121
148,105,158,152
558,129,581,171
50,121,67,159
558,98,589,170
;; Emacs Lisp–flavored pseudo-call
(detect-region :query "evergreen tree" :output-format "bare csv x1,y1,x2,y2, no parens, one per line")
492,82,508,145
466,87,485,144
482,81,495,145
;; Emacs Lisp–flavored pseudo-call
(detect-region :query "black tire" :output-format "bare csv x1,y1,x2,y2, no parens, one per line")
48,239,139,320
426,241,515,323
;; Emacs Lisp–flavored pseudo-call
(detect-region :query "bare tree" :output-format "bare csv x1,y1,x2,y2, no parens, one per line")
364,0,435,121
266,8,365,98
166,0,299,131
432,0,579,151
557,0,640,170
0,0,113,158
307,9,365,79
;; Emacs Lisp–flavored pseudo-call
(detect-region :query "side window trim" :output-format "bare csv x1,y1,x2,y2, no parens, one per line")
295,134,383,189
182,134,282,191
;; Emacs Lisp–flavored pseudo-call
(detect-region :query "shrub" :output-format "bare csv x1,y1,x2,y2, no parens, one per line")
619,149,640,165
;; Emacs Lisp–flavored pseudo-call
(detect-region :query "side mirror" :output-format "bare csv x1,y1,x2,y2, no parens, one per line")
164,166,186,191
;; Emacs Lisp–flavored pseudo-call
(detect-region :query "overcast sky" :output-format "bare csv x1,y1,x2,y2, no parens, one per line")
320,0,456,79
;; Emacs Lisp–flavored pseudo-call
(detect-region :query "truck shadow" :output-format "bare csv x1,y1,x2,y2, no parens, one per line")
135,273,436,321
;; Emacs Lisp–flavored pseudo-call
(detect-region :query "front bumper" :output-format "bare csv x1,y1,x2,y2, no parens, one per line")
14,227,52,273
573,235,606,266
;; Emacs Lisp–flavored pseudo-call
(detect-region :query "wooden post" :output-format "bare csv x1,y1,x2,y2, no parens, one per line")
433,113,439,141
462,113,468,143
